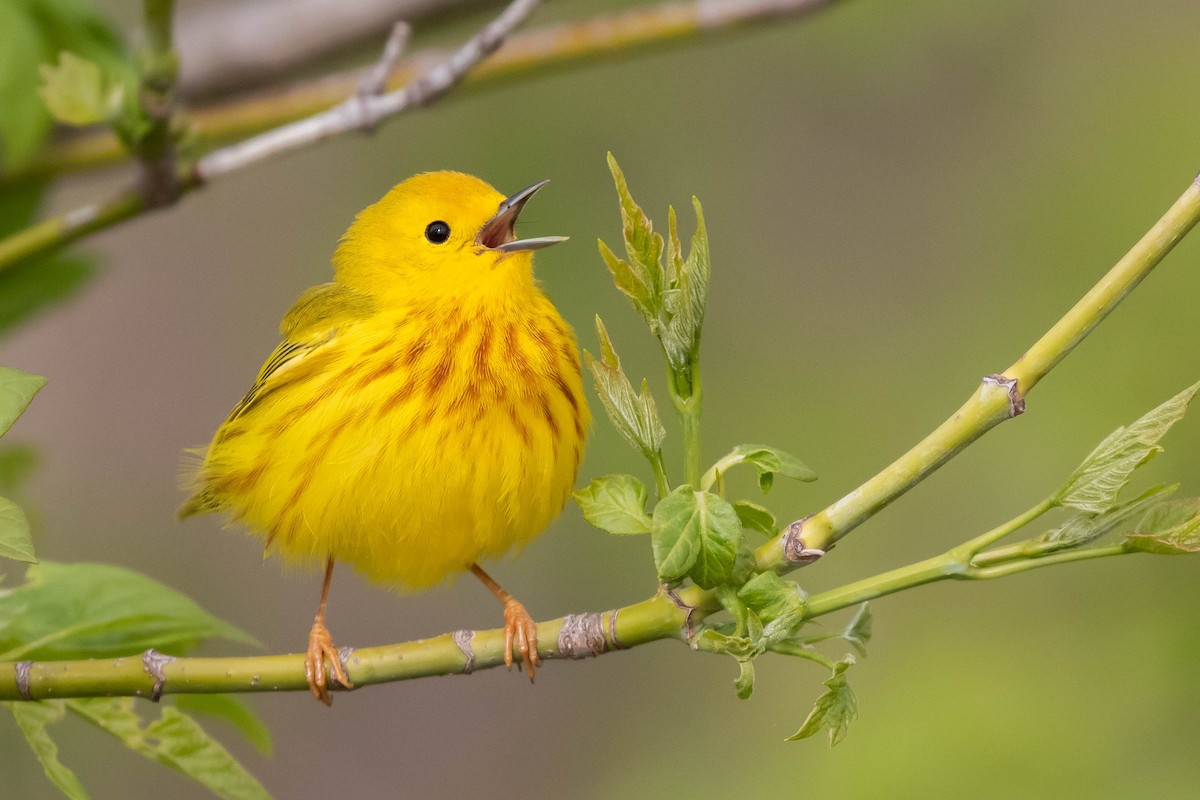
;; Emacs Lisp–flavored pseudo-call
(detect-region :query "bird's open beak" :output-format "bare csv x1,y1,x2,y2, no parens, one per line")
476,179,568,253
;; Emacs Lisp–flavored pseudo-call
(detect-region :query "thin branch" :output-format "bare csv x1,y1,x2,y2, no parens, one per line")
0,189,154,270
759,176,1200,572
358,22,413,100
801,543,1135,620
7,0,838,185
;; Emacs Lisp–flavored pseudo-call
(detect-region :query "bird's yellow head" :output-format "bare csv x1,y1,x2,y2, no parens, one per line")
332,171,566,303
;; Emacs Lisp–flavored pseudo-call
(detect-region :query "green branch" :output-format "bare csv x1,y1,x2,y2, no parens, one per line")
0,593,691,701
758,177,1200,572
0,537,1146,702
803,542,1134,619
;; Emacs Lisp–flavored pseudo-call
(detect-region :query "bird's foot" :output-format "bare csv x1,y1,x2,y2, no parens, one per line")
502,597,540,682
305,620,353,705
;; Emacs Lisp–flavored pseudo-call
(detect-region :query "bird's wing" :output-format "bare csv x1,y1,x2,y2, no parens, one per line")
223,282,376,423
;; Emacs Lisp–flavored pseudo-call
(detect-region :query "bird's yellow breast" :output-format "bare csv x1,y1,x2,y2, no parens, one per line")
195,294,588,590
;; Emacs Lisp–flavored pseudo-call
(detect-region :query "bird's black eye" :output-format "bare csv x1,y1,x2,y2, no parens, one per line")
425,221,451,244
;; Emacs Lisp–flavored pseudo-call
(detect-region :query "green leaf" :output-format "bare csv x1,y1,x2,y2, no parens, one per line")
584,317,666,459
0,562,257,661
173,695,274,757
1055,382,1199,514
729,536,758,586
659,199,710,371
695,627,759,660
1039,484,1176,552
7,700,90,799
1124,497,1200,555
735,659,755,700
733,500,777,536
738,444,817,488
38,51,116,126
597,239,657,326
0,3,50,169
842,604,872,658
686,492,743,589
602,153,663,323
0,366,47,438
68,698,271,800
651,487,741,588
574,474,651,535
786,657,858,746
651,487,701,581
0,495,36,563
738,572,805,623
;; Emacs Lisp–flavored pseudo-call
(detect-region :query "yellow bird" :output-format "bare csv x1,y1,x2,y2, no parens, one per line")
181,172,589,703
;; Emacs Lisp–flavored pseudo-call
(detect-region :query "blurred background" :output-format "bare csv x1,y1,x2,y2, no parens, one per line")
4,0,1200,797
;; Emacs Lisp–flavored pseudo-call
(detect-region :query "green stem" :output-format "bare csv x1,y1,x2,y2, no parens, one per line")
803,542,1135,619
134,0,180,205
971,537,1059,567
969,542,1130,579
949,497,1055,561
803,554,965,618
0,188,156,274
759,177,1200,572
680,364,703,488
142,0,175,58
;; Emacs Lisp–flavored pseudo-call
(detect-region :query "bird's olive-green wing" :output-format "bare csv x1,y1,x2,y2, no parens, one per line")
223,283,376,423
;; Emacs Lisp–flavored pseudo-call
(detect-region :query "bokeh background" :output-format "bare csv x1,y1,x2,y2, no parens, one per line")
4,0,1200,797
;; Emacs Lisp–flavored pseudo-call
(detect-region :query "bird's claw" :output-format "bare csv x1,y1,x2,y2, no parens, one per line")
502,597,540,682
305,621,352,705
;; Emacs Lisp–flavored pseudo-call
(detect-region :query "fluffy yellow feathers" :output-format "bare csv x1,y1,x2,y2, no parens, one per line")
182,173,588,698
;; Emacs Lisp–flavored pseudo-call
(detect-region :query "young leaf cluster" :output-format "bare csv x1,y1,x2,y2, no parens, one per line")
597,153,709,388
578,156,856,744
952,382,1200,580
1036,382,1200,555
2,562,274,799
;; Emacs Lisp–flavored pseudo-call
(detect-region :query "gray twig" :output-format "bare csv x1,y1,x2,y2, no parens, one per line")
196,0,542,181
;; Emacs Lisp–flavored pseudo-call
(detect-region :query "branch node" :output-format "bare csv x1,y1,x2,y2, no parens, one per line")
664,586,697,643
782,515,826,565
15,661,33,700
557,613,607,659
141,648,176,702
983,374,1026,418
452,629,477,674
606,608,628,650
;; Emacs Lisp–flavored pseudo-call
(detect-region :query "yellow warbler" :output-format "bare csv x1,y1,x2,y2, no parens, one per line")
181,173,588,702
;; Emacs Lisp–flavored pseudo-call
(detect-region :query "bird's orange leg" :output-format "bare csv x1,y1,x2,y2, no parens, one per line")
470,564,540,681
305,558,353,705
